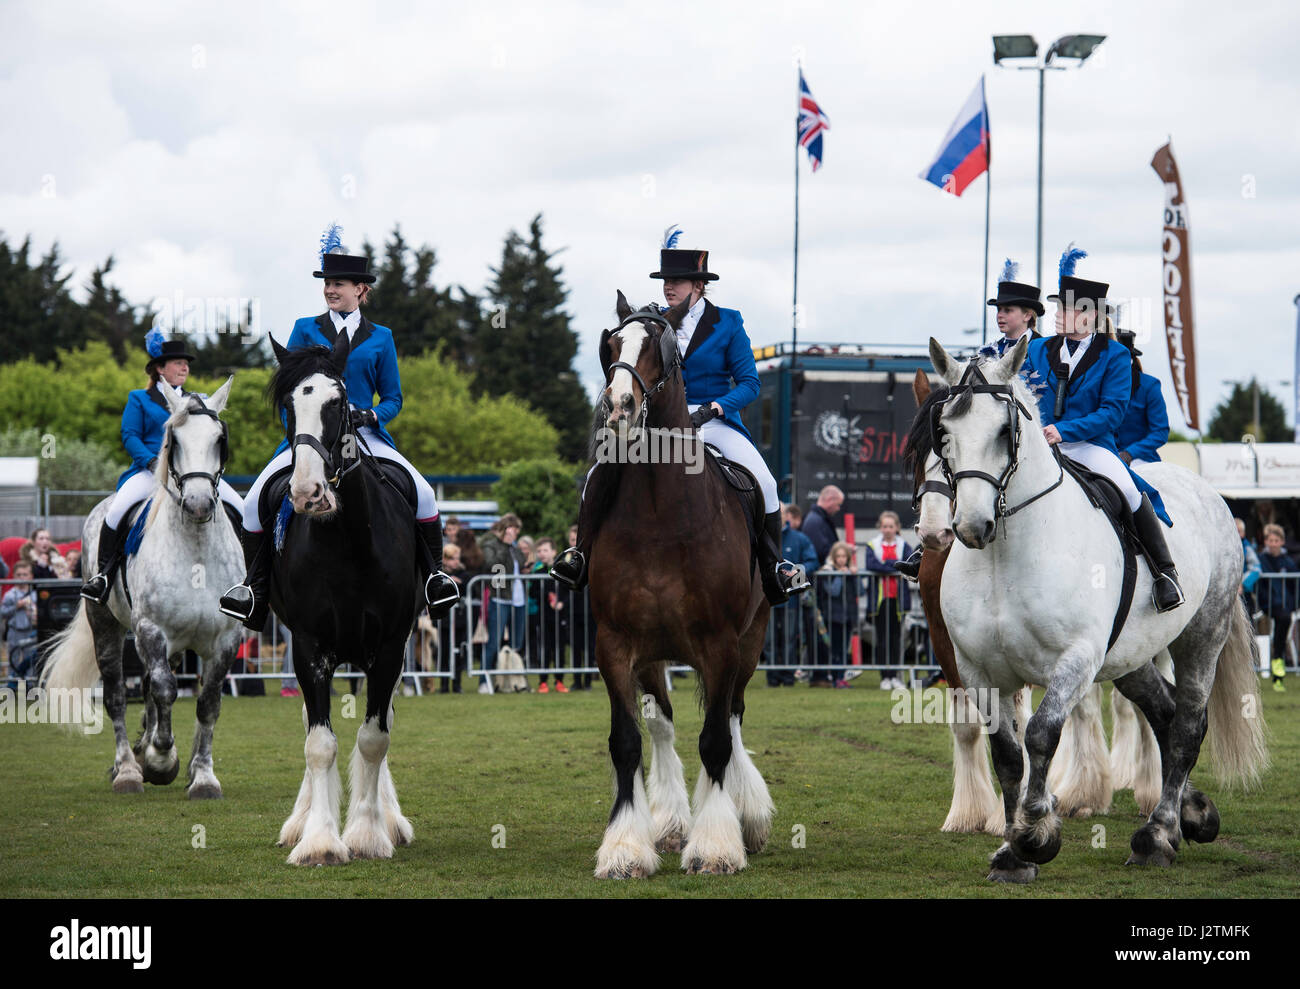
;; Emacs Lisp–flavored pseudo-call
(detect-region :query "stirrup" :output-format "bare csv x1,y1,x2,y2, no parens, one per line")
218,583,255,621
777,560,810,595
894,550,922,583
1150,572,1184,614
550,548,586,590
80,574,111,605
425,572,460,618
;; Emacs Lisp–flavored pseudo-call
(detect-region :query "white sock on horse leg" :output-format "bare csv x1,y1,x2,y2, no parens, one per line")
724,715,774,853
644,698,691,847
683,769,746,873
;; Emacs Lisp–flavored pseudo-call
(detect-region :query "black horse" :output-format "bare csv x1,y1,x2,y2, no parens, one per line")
587,292,774,878
266,333,422,865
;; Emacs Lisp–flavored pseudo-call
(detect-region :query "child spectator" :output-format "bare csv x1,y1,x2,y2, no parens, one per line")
529,538,568,693
2,561,40,689
1258,523,1295,692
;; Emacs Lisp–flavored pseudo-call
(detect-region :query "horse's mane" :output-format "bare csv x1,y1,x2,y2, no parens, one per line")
267,345,343,414
903,383,952,478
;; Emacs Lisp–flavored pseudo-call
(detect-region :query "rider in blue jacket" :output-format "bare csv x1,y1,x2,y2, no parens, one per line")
80,333,244,604
218,226,458,630
551,229,809,606
1113,327,1170,466
1020,246,1183,612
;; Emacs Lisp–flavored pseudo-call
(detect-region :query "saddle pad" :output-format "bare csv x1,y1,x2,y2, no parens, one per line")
258,461,418,532
703,444,765,559
123,499,153,558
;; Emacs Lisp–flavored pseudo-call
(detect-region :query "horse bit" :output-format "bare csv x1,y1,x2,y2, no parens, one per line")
930,361,1064,522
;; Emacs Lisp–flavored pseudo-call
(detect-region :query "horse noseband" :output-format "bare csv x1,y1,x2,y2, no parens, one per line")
166,404,229,517
603,310,682,426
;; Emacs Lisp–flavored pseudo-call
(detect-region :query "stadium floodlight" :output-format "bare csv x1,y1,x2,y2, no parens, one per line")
992,35,1038,64
1046,34,1106,64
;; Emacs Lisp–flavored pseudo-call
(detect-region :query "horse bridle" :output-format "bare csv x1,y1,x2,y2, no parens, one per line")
604,310,682,429
287,378,363,489
163,402,229,517
931,361,1063,520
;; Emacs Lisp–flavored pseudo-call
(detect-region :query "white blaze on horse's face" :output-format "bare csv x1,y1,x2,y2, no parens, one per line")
605,324,648,428
916,451,954,550
289,373,342,517
167,408,224,523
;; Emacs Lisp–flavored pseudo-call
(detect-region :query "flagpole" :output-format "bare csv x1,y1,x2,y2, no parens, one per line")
982,169,991,346
791,66,801,504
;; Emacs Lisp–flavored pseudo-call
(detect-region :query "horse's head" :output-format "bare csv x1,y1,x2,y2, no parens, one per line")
928,336,1033,549
269,333,352,518
905,370,954,551
598,290,690,429
156,377,233,523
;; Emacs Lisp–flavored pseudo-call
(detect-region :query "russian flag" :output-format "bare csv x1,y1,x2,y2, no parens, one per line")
920,76,990,197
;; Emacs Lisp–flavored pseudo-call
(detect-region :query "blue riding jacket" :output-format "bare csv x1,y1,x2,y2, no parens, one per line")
116,386,174,489
1116,373,1169,463
274,314,401,455
678,301,760,444
1021,334,1170,523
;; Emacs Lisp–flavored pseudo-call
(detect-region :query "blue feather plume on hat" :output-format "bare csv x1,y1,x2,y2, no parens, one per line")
999,258,1019,283
145,328,166,359
662,225,682,249
319,222,345,266
1058,243,1087,279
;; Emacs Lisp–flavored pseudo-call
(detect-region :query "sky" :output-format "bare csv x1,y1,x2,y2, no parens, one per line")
3,0,1298,434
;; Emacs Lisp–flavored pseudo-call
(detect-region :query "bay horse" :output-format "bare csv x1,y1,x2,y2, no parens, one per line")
42,380,244,799
586,292,774,878
265,333,422,865
927,338,1267,882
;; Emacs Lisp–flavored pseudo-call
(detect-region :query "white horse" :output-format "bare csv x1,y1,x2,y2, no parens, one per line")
910,383,1115,833
926,339,1267,882
42,381,245,798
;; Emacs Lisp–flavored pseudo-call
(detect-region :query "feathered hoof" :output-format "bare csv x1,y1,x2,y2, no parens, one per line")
1010,814,1062,865
1126,825,1179,867
594,862,653,880
187,781,223,800
741,819,771,855
987,844,1039,884
112,772,144,794
1065,805,1094,820
388,815,414,847
1180,791,1220,844
682,852,745,876
287,834,351,867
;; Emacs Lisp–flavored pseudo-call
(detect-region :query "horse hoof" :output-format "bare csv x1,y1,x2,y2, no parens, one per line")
141,762,180,786
288,846,350,867
1180,792,1220,844
1127,826,1178,867
683,858,741,876
1066,806,1094,820
988,864,1038,884
655,836,683,854
595,864,651,880
187,783,223,800
112,775,144,794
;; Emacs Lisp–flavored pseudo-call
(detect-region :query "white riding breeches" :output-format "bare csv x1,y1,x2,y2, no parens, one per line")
106,470,243,529
242,428,438,532
1059,441,1141,512
581,411,780,514
694,408,779,513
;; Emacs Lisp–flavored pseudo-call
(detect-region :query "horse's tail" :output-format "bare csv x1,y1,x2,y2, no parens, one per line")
1204,596,1271,789
37,599,101,731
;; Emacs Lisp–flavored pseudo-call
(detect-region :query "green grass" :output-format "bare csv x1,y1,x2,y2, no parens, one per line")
2,680,1297,898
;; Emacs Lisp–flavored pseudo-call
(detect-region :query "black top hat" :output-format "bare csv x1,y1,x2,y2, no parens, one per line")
314,252,376,284
987,280,1045,316
144,329,196,371
650,248,719,282
1045,244,1107,312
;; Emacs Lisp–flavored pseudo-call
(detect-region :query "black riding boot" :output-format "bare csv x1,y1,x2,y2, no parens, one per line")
420,521,460,620
219,529,272,632
80,519,127,605
1133,494,1184,613
894,548,923,582
551,539,588,590
758,511,811,606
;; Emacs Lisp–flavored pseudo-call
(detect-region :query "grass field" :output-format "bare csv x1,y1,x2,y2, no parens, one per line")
1,679,1297,898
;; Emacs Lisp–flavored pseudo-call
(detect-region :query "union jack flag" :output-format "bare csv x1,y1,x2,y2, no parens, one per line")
798,70,830,172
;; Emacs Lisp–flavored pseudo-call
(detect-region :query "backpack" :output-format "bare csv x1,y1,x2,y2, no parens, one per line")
494,645,529,693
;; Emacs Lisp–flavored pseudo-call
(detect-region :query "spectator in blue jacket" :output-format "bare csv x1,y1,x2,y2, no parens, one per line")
2,560,39,689
1237,517,1261,612
766,505,820,686
1114,330,1169,466
814,541,859,689
802,486,843,567
1258,523,1296,692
